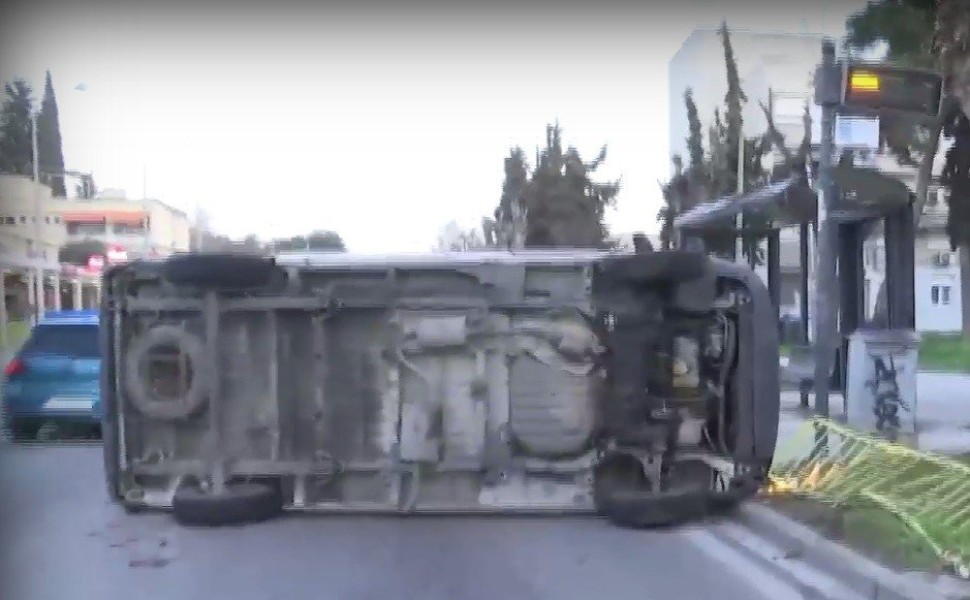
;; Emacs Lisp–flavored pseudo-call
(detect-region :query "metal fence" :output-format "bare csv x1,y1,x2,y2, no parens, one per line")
769,417,970,578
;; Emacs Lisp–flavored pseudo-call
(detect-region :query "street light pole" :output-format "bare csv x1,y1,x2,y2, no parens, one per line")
30,111,46,321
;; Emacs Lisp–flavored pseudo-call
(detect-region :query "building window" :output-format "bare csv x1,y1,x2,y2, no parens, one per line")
931,251,952,267
19,216,26,224
66,221,106,235
931,285,952,306
112,221,146,235
45,216,50,224
53,216,60,224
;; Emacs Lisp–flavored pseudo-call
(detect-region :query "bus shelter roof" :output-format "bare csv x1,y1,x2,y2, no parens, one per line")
673,168,912,232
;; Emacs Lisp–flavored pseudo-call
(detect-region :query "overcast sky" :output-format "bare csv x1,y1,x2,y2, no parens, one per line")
1,0,865,252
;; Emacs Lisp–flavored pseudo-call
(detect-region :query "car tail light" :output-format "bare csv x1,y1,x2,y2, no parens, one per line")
4,358,25,377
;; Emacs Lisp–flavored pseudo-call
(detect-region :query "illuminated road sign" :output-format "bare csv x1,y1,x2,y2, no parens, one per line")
842,63,944,117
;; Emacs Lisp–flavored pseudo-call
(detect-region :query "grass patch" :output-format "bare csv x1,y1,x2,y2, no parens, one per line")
919,333,970,373
781,334,969,371
0,320,29,354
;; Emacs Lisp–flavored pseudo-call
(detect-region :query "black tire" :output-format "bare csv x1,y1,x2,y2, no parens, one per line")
162,253,278,289
603,489,711,529
599,251,708,286
593,454,700,528
173,481,283,527
595,455,756,529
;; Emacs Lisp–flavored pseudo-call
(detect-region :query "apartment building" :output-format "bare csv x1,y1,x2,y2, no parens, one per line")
668,28,824,171
0,175,88,320
0,174,67,270
50,190,192,260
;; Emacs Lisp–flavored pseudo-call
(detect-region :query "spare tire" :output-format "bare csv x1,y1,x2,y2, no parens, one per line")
599,251,707,286
163,253,278,288
124,325,211,420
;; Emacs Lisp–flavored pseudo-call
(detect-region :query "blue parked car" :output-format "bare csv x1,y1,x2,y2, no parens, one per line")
2,310,101,440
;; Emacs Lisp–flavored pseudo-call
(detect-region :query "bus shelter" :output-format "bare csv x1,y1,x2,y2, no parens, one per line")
673,167,916,402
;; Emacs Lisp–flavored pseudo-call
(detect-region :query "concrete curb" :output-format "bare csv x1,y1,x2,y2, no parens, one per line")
918,369,970,376
737,500,970,600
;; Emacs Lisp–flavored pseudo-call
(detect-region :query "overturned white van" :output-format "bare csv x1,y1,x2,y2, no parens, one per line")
100,249,779,527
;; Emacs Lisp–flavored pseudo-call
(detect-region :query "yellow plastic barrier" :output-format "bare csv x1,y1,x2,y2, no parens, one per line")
767,417,970,578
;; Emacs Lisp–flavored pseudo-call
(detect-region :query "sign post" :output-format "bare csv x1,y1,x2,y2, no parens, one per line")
813,40,840,429
810,47,943,448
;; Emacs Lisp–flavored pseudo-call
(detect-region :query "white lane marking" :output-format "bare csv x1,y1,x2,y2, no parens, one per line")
681,525,804,600
44,397,95,411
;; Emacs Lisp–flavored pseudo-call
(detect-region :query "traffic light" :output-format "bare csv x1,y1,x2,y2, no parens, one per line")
842,63,944,117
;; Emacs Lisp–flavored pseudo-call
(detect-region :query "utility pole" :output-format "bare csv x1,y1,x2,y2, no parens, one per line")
812,39,840,424
30,112,46,322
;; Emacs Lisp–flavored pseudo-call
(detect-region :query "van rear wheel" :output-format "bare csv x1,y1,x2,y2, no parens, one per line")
172,481,283,527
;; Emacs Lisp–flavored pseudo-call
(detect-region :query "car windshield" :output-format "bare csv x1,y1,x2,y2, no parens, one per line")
20,325,99,359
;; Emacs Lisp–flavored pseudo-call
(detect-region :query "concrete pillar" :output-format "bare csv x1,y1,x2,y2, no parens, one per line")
95,283,102,306
72,279,82,310
34,267,45,321
26,270,36,326
53,273,62,311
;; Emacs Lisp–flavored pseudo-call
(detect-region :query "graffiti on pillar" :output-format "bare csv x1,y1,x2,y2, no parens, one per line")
865,352,910,438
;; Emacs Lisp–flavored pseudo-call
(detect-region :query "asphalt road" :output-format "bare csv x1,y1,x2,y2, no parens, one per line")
0,445,815,600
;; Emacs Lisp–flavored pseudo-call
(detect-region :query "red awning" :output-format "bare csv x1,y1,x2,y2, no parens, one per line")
60,210,147,225
107,211,147,225
61,212,106,224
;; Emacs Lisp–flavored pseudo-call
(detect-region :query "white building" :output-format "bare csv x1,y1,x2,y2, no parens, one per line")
668,28,824,171
863,184,963,333
51,190,192,260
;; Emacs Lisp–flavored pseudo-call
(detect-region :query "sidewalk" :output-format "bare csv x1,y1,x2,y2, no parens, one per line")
776,371,970,459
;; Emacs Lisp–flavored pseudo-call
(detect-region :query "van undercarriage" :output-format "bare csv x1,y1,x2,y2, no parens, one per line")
101,250,779,527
